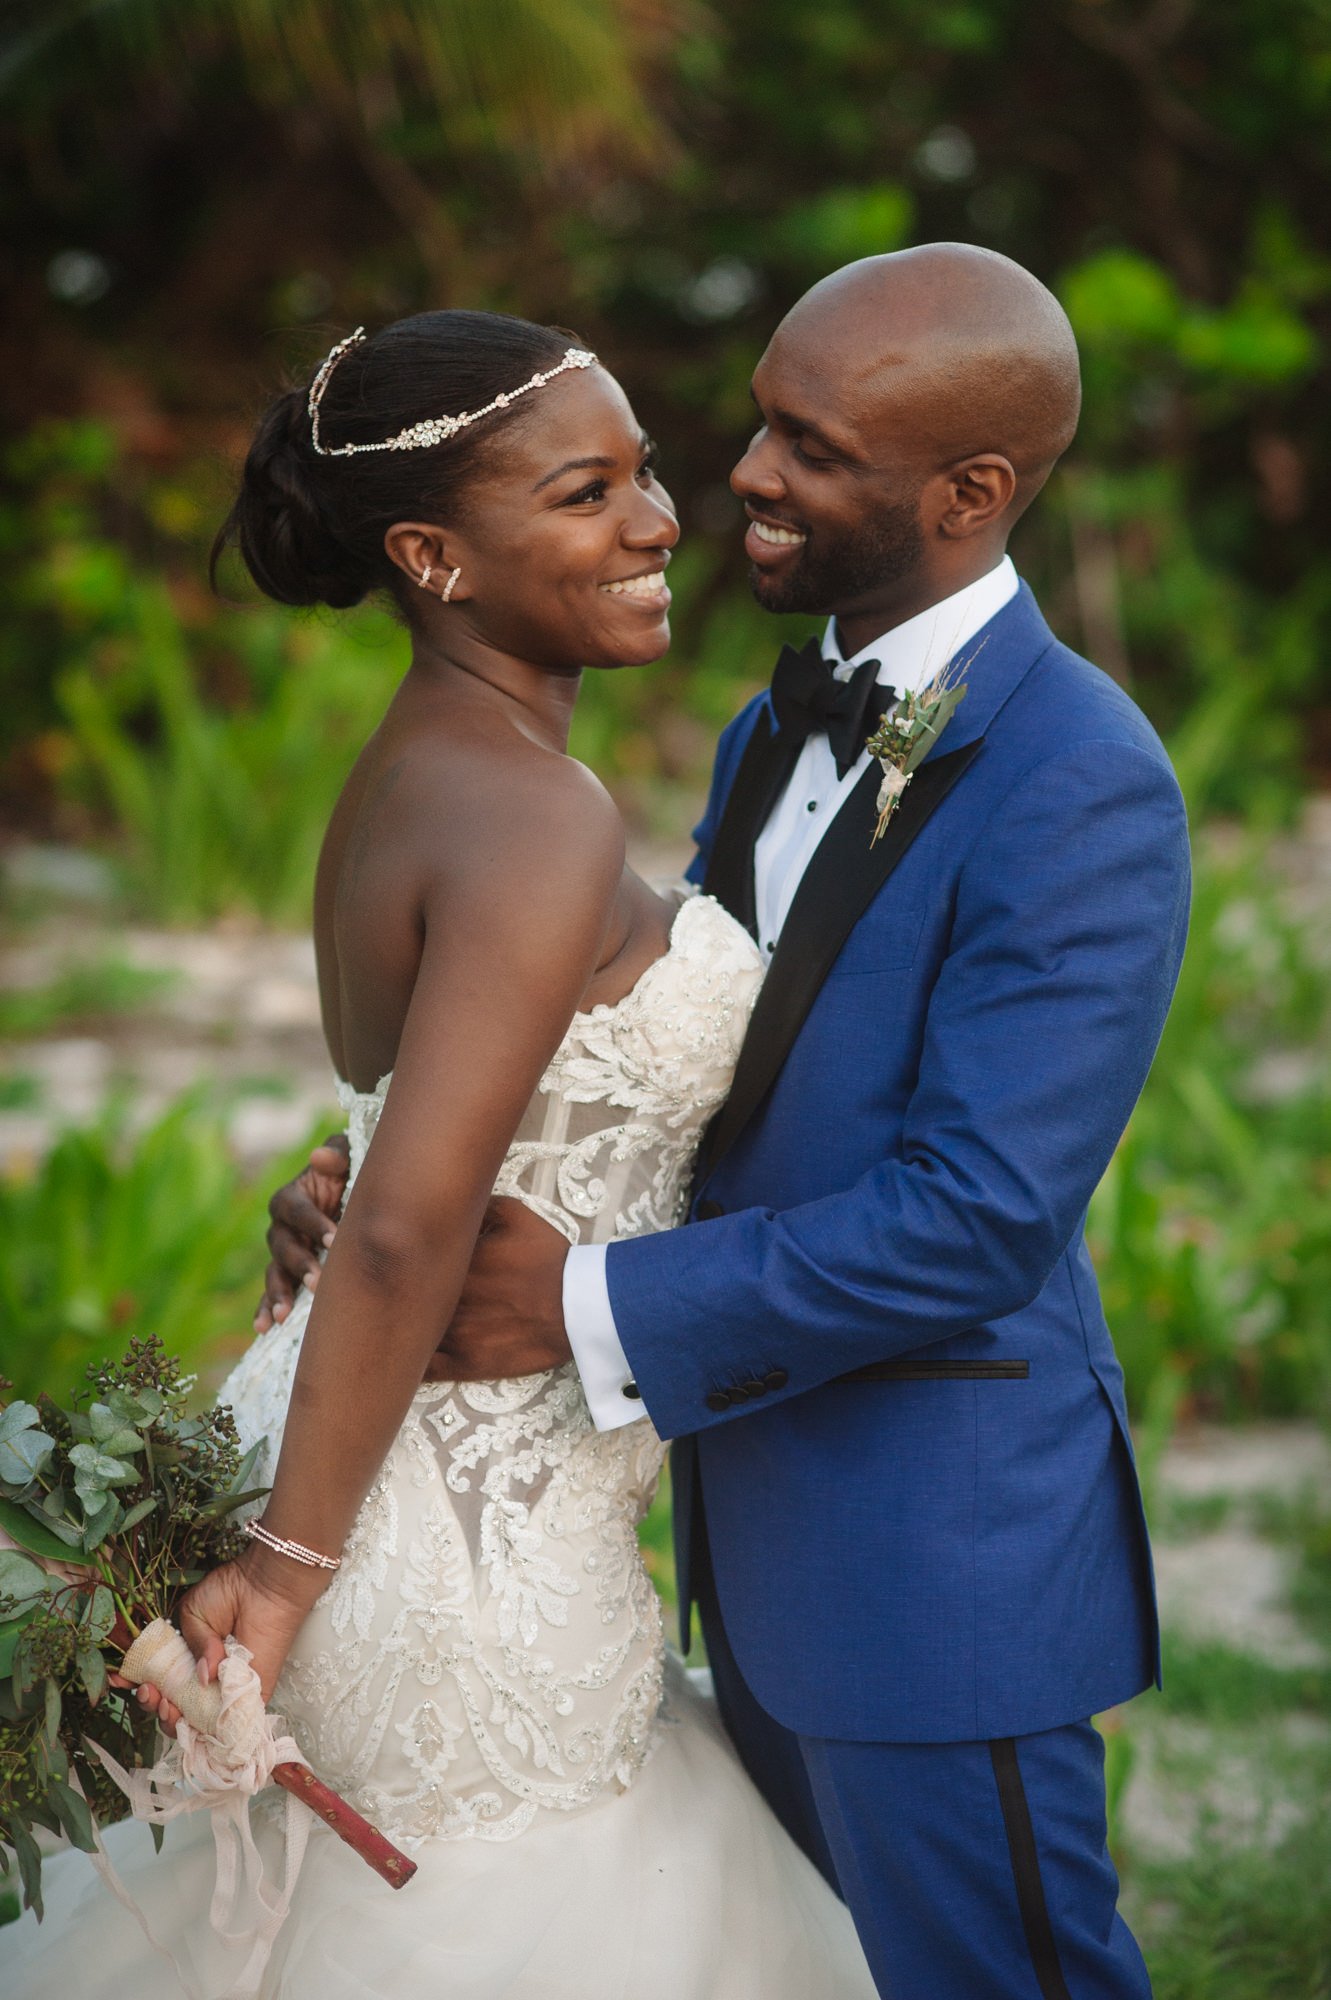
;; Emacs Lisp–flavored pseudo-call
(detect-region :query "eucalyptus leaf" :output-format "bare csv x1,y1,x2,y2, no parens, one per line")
50,1778,98,1854
85,1584,116,1644
10,1816,43,1918
77,1643,108,1704
0,1550,54,1605
0,1402,41,1444
42,1675,61,1749
79,1495,120,1552
118,1494,158,1531
69,1443,140,1488
0,1426,55,1484
106,1386,163,1425
0,1496,80,1562
0,1609,38,1677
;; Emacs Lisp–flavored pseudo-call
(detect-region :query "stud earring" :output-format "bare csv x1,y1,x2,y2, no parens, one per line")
441,566,462,602
418,565,432,589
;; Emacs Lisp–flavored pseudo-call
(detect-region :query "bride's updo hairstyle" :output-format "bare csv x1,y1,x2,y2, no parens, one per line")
214,311,577,611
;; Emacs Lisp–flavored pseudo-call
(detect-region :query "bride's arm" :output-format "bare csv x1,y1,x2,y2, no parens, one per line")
176,771,625,1703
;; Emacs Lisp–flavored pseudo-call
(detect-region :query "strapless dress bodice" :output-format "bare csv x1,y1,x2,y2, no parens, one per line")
216,893,764,1845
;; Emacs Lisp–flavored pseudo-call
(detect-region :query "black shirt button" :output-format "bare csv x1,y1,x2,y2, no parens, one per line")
764,1368,789,1391
705,1391,731,1413
696,1198,725,1221
621,1381,642,1400
741,1379,768,1399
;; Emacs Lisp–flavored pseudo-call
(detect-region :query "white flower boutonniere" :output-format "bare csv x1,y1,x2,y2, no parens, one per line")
863,638,986,847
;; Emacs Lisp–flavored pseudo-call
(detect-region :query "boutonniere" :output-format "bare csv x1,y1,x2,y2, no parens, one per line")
863,638,986,846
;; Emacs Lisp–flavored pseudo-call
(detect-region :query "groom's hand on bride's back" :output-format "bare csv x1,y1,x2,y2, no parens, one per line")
257,1143,571,1378
426,1197,572,1380
254,1133,350,1331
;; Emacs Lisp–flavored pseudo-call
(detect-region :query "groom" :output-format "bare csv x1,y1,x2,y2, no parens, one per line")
264,245,1189,1996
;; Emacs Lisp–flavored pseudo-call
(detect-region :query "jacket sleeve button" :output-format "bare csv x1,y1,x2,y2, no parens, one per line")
695,1198,725,1221
741,1379,768,1399
705,1391,731,1413
764,1368,788,1391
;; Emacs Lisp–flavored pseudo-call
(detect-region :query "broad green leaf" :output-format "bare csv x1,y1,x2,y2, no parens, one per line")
0,1550,53,1605
106,1386,163,1426
0,1609,38,1677
77,1644,108,1704
85,1584,116,1644
0,1427,55,1484
50,1778,97,1854
228,1437,267,1496
10,1816,43,1919
0,1403,41,1444
69,1443,140,1487
43,1676,62,1748
119,1495,158,1531
79,1496,120,1552
0,1495,84,1562
86,1406,144,1457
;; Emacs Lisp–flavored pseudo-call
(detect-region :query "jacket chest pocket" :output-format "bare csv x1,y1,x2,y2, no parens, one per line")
831,903,927,975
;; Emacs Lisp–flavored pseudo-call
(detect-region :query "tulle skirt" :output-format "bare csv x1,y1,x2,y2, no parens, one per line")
5,1662,876,1999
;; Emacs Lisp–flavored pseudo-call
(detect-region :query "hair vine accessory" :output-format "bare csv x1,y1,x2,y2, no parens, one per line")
307,326,368,452
307,331,597,459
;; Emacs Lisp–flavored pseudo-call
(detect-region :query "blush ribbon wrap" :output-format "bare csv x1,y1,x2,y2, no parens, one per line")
87,1620,315,2000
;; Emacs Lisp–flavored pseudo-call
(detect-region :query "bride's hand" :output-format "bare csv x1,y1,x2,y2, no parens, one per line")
133,1547,327,1734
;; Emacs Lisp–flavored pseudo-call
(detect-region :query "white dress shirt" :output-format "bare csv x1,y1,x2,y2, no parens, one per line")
563,557,1019,1430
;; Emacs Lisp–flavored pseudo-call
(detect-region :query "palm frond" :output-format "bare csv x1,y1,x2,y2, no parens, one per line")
2,0,670,161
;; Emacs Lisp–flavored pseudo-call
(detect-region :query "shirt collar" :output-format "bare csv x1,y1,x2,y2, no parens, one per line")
822,555,1018,694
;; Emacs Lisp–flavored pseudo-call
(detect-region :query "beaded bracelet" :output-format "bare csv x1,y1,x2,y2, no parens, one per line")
244,1518,341,1572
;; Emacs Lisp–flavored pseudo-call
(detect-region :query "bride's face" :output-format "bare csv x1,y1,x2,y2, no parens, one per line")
395,367,680,675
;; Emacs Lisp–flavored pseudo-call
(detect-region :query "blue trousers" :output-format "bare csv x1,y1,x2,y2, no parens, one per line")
692,1510,1152,1999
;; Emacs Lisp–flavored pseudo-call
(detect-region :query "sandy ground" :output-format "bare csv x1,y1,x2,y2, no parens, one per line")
0,838,696,1172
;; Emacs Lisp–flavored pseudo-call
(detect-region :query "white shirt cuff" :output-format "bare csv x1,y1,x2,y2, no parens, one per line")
563,1243,643,1431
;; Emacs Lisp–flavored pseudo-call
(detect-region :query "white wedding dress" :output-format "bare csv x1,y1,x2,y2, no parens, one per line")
8,893,875,1999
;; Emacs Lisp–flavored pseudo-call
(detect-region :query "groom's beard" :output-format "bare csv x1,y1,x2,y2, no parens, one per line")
747,498,925,616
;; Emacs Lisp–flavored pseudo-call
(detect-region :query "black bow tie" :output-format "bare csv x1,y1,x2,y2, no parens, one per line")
769,638,895,780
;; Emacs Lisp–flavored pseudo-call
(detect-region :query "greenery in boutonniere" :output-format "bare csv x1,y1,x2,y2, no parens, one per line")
863,642,984,846
0,1337,265,1919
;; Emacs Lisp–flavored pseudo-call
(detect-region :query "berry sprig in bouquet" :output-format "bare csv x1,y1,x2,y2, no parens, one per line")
0,1335,412,1928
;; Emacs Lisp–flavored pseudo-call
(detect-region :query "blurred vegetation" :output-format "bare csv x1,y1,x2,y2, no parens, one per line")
0,1094,300,1407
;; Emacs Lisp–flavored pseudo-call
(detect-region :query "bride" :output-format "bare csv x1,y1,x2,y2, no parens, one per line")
8,311,874,1997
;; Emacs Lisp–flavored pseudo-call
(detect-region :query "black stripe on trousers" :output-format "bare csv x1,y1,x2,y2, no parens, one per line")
989,1738,1074,2000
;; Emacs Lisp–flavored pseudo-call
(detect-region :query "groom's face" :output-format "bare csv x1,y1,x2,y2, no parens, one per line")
731,322,933,620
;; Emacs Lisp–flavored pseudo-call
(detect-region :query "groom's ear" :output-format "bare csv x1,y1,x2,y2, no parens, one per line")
932,455,1017,540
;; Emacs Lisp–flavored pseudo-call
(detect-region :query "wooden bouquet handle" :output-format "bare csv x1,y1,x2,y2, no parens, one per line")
120,1620,417,1890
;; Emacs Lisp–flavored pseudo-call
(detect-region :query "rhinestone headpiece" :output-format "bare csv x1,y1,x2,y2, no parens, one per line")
307,327,598,458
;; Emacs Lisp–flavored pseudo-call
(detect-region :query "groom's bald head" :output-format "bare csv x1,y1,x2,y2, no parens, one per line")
779,244,1080,498
733,244,1081,640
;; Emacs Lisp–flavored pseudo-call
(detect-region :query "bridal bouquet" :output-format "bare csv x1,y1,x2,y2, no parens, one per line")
0,1335,412,1928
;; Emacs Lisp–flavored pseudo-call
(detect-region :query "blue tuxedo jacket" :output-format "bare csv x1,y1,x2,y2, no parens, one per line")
607,585,1191,1744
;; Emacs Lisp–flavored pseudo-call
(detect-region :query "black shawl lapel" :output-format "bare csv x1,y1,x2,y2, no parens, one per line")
699,735,984,1179
701,704,802,937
